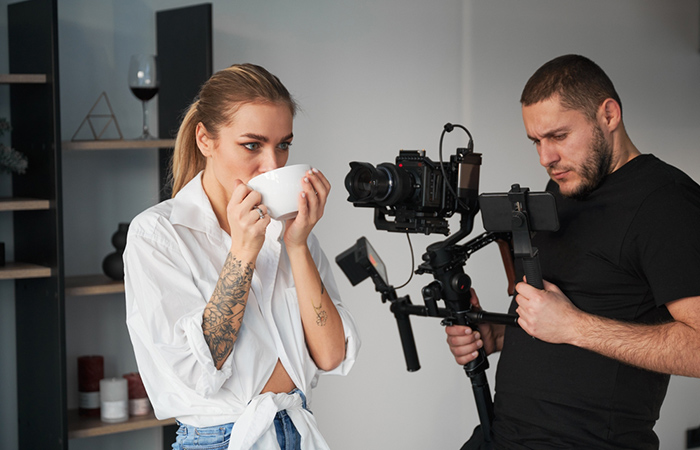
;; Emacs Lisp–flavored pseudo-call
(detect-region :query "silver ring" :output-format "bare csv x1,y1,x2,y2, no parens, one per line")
254,206,265,220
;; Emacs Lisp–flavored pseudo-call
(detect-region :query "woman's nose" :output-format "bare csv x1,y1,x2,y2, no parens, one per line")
260,150,282,173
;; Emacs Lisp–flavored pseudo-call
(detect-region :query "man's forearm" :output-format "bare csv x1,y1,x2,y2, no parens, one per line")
572,313,700,377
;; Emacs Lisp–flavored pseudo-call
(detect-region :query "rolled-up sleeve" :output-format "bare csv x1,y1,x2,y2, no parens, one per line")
124,217,233,398
308,234,361,376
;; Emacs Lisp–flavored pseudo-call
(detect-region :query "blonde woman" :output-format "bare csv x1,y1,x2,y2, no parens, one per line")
124,63,360,450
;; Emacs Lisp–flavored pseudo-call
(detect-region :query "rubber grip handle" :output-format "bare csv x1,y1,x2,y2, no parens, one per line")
522,255,544,290
394,312,421,372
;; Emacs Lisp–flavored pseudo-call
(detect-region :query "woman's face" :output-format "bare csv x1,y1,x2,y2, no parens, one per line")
198,102,293,195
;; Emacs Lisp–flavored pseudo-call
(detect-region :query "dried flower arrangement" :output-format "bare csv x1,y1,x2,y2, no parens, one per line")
0,118,28,174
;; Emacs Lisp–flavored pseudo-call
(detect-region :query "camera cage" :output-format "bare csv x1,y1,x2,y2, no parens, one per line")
345,136,482,236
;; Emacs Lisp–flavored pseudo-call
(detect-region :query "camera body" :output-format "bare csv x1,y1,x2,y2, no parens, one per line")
345,148,481,235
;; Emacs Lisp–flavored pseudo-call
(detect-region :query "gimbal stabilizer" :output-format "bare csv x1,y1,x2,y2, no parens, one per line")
337,184,558,447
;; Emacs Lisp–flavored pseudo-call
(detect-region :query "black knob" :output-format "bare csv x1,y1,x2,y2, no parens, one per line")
451,273,471,293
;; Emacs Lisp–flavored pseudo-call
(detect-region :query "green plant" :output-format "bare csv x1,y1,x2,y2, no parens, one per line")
0,118,27,174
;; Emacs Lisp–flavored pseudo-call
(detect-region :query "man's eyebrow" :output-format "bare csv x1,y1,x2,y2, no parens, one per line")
528,127,569,142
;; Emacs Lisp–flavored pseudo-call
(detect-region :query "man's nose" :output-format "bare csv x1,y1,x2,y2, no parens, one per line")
538,142,559,168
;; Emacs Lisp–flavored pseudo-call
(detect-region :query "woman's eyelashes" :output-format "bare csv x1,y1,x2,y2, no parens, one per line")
241,141,292,152
242,142,261,151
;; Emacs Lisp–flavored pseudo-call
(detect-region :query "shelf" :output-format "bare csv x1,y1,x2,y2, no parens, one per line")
63,139,175,151
0,73,47,84
67,409,176,439
65,274,124,296
0,262,51,280
0,197,51,211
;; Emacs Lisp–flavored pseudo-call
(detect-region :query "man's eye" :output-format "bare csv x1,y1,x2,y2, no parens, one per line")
553,134,567,141
243,143,260,151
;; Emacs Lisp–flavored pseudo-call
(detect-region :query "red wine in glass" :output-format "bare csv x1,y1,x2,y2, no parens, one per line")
128,54,159,139
130,86,159,102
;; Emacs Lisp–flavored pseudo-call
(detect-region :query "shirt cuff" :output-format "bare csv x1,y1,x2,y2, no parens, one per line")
317,306,360,376
182,312,234,397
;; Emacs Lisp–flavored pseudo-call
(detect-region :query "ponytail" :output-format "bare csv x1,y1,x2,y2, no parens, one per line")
171,103,205,197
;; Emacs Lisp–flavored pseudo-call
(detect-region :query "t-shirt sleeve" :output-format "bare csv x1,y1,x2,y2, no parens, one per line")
625,181,700,306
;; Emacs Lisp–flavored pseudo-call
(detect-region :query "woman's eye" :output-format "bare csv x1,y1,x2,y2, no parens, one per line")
243,142,260,151
278,142,292,151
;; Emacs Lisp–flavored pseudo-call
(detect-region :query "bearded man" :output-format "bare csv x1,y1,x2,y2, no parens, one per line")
446,54,700,450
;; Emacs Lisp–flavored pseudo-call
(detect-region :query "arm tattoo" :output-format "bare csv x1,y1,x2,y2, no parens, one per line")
203,253,254,368
312,280,328,326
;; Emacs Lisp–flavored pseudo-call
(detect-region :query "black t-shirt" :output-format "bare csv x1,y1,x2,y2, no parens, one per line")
491,155,700,449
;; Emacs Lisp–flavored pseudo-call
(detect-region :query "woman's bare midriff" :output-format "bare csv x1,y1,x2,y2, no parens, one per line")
260,359,296,394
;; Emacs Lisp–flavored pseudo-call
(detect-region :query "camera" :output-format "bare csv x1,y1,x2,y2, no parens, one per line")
338,123,560,443
344,147,482,235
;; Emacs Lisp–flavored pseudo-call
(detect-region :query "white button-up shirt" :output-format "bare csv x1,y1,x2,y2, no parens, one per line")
124,172,360,449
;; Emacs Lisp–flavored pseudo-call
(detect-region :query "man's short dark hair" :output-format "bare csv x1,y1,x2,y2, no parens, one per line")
520,54,622,121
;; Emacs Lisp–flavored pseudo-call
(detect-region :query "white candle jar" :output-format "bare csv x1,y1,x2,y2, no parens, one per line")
99,377,128,423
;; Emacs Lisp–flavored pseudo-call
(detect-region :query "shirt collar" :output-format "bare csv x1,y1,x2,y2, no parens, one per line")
170,171,220,236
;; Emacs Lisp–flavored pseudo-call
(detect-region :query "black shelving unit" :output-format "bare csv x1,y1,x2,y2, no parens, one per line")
157,3,213,201
6,1,212,448
8,0,65,448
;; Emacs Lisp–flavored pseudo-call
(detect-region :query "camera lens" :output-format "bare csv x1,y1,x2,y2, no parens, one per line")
345,161,414,206
345,162,377,201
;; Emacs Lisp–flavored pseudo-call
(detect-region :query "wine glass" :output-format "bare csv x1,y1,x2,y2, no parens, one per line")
128,54,159,140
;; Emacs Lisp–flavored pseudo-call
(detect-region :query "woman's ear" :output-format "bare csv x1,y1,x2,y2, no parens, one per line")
195,122,213,157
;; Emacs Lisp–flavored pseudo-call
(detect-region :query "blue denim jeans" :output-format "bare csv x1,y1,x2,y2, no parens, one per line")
171,389,306,450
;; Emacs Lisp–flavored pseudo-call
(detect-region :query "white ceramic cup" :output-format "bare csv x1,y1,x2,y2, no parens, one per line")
247,164,312,221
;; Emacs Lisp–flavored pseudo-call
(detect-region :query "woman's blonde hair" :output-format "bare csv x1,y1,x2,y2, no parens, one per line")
170,63,298,196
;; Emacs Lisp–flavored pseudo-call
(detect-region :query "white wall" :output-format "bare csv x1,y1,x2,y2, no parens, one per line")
461,4,700,450
1,1,699,449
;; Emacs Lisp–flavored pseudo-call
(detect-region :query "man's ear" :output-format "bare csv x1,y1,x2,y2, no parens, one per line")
598,98,622,132
195,122,213,157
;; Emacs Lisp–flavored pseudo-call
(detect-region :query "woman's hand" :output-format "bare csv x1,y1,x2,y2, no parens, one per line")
283,168,331,248
227,179,270,259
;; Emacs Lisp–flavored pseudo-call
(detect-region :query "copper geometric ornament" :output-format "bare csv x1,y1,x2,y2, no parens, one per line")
71,92,124,141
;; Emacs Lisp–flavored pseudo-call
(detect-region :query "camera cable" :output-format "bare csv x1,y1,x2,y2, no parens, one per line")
439,123,474,213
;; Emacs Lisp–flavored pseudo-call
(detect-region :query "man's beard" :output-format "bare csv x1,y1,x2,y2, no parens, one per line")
561,125,613,200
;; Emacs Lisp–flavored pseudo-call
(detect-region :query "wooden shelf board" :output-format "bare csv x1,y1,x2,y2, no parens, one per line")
0,262,51,280
0,197,51,211
67,409,176,439
63,139,175,151
65,274,124,296
0,73,47,84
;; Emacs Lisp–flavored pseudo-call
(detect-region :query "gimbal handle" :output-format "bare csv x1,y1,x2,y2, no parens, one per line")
390,300,421,372
508,185,545,290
